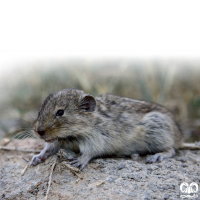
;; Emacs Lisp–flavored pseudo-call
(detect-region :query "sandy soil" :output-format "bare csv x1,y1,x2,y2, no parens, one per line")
0,139,200,200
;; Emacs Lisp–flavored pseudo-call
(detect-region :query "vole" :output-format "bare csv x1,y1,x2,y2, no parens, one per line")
30,89,200,170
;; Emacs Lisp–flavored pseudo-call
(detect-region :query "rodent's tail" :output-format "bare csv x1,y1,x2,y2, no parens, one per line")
179,142,200,150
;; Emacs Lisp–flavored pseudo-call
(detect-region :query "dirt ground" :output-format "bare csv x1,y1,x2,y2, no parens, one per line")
0,139,200,200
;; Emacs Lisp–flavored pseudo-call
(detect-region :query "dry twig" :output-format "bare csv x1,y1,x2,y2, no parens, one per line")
61,161,84,179
45,156,57,200
22,157,30,163
0,146,41,153
0,138,10,146
62,161,80,173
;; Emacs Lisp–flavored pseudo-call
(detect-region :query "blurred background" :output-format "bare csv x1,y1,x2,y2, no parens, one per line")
1,59,200,143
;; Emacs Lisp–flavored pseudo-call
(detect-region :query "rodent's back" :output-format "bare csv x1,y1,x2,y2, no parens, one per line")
96,93,172,120
95,93,183,149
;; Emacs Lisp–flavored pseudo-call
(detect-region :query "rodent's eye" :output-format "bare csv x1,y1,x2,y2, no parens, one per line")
56,109,64,116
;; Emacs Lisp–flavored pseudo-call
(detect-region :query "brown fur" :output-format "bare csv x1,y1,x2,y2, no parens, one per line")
30,89,183,170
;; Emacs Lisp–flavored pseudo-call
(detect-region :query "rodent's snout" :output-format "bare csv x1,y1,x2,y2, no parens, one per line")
37,127,45,136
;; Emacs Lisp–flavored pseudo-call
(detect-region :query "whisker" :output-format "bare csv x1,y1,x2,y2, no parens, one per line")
21,134,29,140
30,135,37,139
24,113,37,123
13,128,34,133
21,132,34,140
11,132,26,140
49,121,57,129
11,129,35,140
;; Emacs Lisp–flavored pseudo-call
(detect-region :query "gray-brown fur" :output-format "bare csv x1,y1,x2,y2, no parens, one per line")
30,89,183,170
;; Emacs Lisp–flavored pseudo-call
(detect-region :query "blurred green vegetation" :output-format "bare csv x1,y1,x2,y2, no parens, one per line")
1,59,200,142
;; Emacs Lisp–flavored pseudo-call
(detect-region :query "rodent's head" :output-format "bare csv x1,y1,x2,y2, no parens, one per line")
33,89,96,142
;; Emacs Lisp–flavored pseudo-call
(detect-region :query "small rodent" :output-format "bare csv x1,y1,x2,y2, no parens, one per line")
30,89,193,170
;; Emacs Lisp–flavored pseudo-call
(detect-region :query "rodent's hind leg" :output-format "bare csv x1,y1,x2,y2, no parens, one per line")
30,142,61,166
145,147,175,164
69,154,91,170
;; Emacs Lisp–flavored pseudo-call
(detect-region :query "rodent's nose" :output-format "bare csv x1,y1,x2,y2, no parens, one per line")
37,128,45,136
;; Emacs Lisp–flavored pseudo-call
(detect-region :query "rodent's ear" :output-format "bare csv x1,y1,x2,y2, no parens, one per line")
79,95,96,112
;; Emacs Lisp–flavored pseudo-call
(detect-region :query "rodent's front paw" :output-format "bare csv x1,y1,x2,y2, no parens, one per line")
30,155,44,166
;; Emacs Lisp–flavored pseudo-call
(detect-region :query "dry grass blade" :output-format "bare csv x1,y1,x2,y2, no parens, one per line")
21,162,30,176
96,180,106,187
